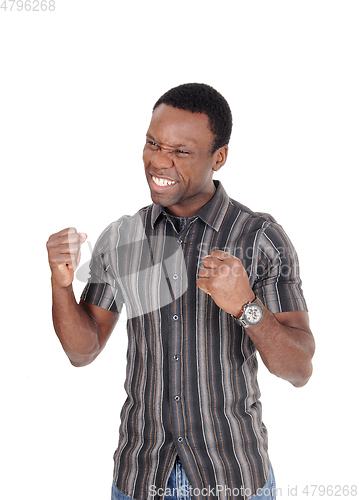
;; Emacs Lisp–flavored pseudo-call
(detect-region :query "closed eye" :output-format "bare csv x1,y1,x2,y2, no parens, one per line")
145,138,191,156
175,150,190,155
147,141,158,148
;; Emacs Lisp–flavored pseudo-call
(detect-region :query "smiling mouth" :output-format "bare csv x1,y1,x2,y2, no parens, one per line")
151,175,177,187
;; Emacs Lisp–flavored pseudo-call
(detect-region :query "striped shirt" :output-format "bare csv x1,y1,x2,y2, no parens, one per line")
81,181,307,500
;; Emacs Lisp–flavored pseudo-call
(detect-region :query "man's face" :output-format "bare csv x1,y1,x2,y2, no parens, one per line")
143,104,227,217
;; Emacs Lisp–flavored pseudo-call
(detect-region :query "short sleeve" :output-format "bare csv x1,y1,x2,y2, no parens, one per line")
253,222,308,314
81,223,124,314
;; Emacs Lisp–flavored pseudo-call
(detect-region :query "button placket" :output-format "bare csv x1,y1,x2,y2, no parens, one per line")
166,235,185,452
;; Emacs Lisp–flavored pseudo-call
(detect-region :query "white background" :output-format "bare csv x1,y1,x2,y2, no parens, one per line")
1,1,358,499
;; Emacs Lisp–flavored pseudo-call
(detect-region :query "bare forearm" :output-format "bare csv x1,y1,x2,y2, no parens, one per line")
51,281,100,366
245,308,315,387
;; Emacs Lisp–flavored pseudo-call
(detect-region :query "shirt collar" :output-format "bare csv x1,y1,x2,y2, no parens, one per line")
150,180,230,232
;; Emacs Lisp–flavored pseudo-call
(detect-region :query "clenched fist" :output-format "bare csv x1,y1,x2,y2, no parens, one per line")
196,250,255,317
46,228,87,288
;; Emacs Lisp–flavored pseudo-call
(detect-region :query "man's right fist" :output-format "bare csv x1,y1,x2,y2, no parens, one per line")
46,228,87,288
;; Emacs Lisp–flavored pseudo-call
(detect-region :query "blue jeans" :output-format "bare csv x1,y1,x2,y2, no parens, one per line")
111,456,276,499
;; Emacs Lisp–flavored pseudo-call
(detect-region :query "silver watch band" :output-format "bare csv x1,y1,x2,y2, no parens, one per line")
236,297,263,328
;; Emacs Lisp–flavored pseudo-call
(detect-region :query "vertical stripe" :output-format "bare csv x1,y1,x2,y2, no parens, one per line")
81,181,307,500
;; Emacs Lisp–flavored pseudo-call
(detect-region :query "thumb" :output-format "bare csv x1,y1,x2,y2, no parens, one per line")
78,232,87,244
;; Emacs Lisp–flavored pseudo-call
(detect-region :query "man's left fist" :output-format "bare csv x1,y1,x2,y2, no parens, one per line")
196,250,255,317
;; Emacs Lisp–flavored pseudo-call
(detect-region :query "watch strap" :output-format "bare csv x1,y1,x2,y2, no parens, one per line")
234,296,263,328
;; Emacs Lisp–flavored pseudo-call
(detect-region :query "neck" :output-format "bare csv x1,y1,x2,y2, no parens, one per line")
165,183,216,217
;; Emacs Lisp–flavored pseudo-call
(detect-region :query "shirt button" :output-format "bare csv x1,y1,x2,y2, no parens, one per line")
178,437,183,443
173,355,179,361
173,274,178,280
173,314,179,321
174,395,180,401
177,239,182,245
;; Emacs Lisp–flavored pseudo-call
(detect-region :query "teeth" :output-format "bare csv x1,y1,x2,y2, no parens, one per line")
152,176,176,187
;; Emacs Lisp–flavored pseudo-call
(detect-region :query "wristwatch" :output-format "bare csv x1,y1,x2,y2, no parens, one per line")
236,297,264,328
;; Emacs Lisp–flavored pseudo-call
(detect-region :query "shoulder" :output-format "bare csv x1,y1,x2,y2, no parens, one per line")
101,204,154,234
227,196,278,232
226,196,296,253
91,205,154,254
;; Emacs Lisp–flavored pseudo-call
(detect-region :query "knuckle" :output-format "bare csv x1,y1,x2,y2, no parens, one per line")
47,233,58,245
68,232,80,243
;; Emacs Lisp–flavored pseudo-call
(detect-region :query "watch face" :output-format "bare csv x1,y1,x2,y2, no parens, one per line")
244,304,263,325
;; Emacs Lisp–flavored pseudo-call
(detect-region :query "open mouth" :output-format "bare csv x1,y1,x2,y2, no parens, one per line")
151,175,177,187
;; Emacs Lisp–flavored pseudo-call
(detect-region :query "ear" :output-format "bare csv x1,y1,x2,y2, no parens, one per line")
212,145,228,172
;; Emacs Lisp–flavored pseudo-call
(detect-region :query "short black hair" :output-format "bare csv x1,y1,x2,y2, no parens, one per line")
153,83,232,154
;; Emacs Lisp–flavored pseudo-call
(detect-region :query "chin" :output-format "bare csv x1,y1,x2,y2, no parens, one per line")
149,191,169,207
149,189,176,208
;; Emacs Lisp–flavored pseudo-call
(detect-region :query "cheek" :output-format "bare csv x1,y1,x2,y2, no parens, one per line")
187,164,213,187
143,150,152,167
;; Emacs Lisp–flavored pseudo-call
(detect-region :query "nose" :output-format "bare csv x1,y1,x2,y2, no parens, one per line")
150,148,173,170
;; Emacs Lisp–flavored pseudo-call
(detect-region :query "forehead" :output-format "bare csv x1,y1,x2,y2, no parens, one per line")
147,104,213,148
